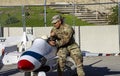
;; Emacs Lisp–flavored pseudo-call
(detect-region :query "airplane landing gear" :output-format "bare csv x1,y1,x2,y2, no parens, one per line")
24,72,31,76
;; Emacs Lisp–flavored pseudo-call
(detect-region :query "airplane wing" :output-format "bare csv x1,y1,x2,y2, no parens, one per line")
4,36,22,47
1,36,25,53
2,51,22,65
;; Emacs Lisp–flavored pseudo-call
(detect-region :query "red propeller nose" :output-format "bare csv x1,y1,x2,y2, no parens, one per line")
17,60,34,71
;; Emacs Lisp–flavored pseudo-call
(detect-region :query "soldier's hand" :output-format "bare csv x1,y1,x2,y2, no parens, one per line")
50,32,55,36
49,40,56,46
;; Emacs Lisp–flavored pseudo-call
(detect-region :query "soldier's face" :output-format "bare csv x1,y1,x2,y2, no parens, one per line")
53,20,61,29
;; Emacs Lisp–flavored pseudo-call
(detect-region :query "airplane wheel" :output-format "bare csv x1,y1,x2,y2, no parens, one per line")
38,71,46,76
24,72,31,76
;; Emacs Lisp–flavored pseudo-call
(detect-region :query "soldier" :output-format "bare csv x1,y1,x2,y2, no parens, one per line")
49,15,85,76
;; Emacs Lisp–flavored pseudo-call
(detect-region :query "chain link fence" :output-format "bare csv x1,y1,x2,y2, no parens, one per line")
0,2,118,28
0,1,119,53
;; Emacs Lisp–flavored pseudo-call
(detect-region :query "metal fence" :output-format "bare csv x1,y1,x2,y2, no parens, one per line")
0,2,118,28
0,1,120,53
0,27,3,37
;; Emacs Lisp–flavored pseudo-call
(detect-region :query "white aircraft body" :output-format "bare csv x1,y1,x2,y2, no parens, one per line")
17,38,76,76
0,37,21,65
0,32,34,66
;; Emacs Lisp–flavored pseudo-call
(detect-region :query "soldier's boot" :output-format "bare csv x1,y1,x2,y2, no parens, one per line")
57,64,64,76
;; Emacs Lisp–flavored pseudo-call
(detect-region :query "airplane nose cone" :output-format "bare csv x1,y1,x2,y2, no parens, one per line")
17,60,34,71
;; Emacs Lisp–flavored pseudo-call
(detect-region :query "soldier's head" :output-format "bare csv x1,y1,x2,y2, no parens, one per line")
51,15,64,29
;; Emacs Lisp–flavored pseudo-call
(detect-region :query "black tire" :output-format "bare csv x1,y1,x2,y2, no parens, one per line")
24,72,31,76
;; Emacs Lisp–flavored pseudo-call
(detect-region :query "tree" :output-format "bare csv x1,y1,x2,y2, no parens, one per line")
108,5,118,25
5,14,20,25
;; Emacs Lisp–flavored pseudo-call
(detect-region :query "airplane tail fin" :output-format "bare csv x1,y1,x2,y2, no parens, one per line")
19,32,35,52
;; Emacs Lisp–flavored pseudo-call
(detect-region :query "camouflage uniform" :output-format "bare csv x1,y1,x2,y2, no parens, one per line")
51,24,85,76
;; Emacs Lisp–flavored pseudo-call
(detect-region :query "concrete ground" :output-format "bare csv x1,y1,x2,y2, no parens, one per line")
0,56,120,76
83,56,120,76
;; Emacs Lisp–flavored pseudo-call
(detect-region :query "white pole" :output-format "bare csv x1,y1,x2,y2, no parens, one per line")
44,0,47,27
22,5,26,32
118,0,120,53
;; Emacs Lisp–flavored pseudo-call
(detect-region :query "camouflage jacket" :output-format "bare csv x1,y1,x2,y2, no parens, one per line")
50,24,75,47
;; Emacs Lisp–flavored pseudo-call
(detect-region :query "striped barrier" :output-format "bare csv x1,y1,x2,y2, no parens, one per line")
82,52,120,57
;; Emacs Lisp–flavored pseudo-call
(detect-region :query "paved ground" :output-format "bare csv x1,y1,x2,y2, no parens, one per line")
0,56,120,76
83,56,120,76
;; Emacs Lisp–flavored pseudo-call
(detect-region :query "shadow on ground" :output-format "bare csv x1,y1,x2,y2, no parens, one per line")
0,68,20,76
84,60,120,76
0,60,120,76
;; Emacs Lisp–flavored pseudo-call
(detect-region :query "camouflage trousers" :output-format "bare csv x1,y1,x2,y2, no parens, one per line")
57,43,85,76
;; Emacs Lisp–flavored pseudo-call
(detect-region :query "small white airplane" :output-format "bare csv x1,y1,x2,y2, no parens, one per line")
0,32,34,67
17,38,76,76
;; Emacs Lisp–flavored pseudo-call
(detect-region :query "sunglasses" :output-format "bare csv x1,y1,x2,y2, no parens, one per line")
54,22,58,24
